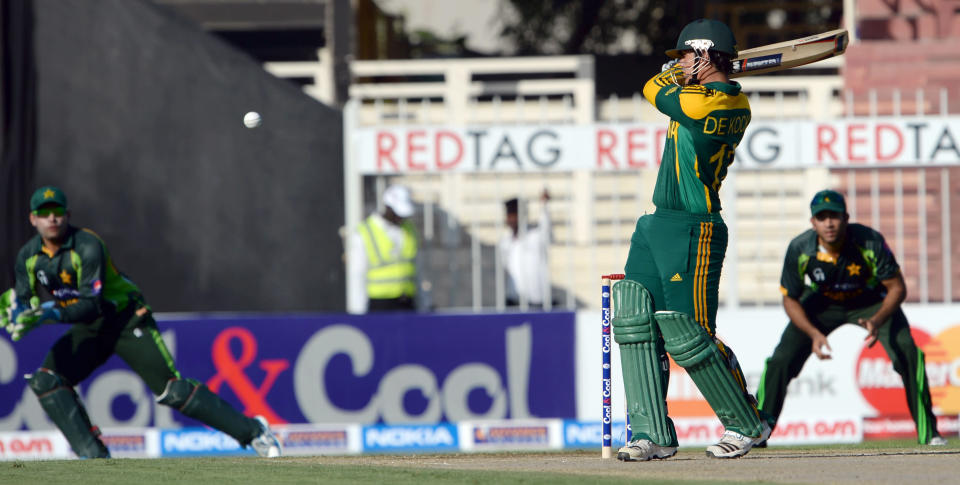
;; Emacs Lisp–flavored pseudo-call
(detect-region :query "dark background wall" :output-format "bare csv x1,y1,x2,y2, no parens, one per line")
2,0,345,312
1,0,37,290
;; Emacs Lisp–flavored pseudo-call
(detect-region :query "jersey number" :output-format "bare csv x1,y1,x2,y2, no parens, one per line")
708,143,737,190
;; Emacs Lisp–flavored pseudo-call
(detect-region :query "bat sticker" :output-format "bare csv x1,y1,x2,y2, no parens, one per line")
729,29,847,78
735,54,782,73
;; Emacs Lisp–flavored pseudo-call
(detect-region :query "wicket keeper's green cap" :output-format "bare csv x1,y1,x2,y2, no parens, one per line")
810,189,846,216
30,186,68,211
666,19,737,58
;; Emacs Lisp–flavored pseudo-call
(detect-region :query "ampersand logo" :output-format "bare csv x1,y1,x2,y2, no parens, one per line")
206,327,291,424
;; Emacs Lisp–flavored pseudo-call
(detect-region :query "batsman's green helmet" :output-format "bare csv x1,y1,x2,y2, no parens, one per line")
666,19,737,58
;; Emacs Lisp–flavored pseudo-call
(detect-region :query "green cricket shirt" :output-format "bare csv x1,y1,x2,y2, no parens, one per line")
643,66,751,213
779,223,900,303
14,226,145,323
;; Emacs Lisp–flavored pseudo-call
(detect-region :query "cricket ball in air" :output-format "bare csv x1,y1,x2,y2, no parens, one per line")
243,111,262,128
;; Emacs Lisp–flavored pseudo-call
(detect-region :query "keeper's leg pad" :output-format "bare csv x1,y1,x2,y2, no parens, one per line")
611,280,677,446
28,369,110,458
655,311,764,437
157,378,260,446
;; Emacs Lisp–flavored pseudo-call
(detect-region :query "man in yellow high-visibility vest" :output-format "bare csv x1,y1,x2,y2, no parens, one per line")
348,185,420,313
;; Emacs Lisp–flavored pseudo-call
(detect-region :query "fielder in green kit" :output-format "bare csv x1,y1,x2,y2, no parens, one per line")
613,19,770,461
0,186,282,459
756,190,947,446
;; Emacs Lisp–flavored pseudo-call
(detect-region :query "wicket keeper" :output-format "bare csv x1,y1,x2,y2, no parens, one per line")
0,186,283,458
613,18,770,461
757,189,947,446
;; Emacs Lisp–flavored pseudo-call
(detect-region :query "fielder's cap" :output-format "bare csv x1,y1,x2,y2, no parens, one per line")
666,19,737,58
810,189,846,216
30,186,68,211
383,184,415,218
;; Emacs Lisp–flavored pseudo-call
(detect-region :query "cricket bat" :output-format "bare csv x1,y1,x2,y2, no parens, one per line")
730,29,848,78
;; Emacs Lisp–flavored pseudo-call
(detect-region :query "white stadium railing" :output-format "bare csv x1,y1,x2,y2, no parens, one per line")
266,55,960,310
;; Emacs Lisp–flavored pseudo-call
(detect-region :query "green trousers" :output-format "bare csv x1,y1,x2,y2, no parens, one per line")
624,208,726,333
620,208,763,441
36,305,262,456
42,305,179,394
758,300,940,443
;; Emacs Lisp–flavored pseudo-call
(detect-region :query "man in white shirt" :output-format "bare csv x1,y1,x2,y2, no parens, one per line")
347,185,421,313
498,189,552,309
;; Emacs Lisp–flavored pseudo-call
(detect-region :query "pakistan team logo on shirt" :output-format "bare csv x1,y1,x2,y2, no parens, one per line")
813,268,825,282
37,270,49,286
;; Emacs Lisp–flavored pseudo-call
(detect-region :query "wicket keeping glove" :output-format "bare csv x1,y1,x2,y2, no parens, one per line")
0,288,15,329
8,300,61,341
0,289,27,330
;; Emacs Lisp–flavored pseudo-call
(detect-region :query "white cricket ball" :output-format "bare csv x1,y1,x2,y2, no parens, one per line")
243,111,262,128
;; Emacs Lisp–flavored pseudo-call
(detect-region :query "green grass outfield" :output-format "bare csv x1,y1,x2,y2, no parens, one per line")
0,439,956,485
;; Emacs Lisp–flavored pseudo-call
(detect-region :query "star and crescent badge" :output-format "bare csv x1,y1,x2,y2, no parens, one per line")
846,263,861,276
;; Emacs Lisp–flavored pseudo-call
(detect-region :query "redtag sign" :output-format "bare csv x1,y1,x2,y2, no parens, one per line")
353,118,960,173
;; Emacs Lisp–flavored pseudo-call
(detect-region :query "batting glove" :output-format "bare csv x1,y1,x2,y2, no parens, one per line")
661,59,679,72
9,300,61,341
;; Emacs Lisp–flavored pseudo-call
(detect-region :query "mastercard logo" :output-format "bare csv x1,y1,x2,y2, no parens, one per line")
855,324,960,414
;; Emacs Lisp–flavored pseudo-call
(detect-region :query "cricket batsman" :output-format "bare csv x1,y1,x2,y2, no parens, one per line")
0,186,282,458
613,19,770,461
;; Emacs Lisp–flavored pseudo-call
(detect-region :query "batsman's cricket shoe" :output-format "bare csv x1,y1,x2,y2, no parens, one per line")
617,439,677,462
251,416,282,458
706,421,771,459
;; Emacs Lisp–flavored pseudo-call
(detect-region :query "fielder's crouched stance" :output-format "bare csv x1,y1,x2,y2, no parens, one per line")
1,186,281,459
756,190,946,446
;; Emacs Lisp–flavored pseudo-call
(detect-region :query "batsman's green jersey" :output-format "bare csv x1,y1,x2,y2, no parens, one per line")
758,223,941,444
627,66,752,328
644,66,750,214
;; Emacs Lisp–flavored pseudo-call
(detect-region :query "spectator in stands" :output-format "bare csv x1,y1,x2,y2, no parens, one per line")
499,189,552,309
757,189,947,446
348,184,421,313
